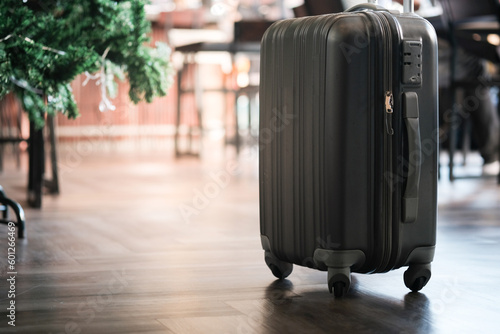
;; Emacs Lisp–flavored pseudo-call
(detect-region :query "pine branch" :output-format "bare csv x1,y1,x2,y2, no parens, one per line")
0,0,173,127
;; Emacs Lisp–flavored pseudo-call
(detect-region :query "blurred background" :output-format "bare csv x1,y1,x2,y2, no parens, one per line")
0,1,499,332
0,0,498,185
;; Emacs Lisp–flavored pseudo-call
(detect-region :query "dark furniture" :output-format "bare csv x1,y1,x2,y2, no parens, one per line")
174,20,272,157
1,95,59,210
438,0,500,183
293,0,343,17
0,185,26,238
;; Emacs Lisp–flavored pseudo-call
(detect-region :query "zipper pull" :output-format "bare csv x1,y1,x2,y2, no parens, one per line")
385,91,394,135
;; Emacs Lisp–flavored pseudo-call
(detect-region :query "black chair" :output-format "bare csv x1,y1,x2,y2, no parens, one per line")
0,186,26,238
230,21,274,153
174,20,272,157
439,0,500,183
293,0,344,17
0,96,26,232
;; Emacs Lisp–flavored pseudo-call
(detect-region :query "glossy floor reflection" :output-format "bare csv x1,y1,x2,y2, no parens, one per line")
0,147,499,333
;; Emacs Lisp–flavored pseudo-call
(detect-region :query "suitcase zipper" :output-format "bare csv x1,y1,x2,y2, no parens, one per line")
385,91,394,135
373,12,394,272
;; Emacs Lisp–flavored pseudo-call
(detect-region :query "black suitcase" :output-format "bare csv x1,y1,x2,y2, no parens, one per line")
259,0,438,297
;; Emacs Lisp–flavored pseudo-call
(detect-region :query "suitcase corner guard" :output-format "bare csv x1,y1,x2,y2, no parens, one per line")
261,235,293,280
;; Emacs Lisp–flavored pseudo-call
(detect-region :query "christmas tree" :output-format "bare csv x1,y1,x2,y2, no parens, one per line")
0,0,173,128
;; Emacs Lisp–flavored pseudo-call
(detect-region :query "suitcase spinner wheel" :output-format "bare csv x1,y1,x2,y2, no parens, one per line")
403,263,432,292
327,267,351,298
264,251,293,279
263,257,432,296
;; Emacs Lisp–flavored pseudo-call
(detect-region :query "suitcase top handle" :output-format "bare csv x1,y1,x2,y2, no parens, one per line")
346,3,390,13
362,0,415,13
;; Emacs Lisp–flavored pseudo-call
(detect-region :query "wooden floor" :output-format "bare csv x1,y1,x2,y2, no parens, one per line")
0,144,499,334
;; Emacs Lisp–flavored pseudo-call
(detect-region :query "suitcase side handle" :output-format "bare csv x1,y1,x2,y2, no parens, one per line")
402,92,421,223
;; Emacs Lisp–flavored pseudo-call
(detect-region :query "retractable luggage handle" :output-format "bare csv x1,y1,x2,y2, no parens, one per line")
402,92,421,223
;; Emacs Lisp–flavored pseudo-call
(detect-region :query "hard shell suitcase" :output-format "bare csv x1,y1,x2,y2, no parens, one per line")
259,0,438,296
